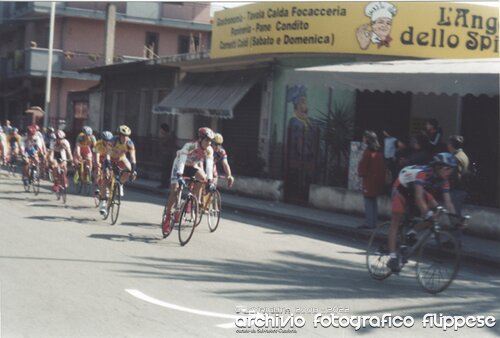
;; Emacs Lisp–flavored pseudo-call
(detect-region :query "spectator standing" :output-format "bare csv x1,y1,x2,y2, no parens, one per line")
157,123,177,189
357,131,386,229
407,133,433,166
383,129,398,181
424,118,446,153
447,135,470,216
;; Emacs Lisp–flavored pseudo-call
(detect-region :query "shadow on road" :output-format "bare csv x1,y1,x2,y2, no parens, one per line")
25,215,98,224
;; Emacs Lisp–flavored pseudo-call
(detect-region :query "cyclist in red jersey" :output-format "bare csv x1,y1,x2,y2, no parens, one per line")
387,152,457,272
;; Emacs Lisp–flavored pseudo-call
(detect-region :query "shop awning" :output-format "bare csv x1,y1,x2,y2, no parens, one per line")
292,58,500,97
153,69,267,119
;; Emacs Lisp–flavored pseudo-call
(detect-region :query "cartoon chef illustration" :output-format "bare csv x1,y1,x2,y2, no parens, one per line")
356,1,397,50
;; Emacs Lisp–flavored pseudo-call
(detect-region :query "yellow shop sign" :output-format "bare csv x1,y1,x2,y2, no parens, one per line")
211,2,499,59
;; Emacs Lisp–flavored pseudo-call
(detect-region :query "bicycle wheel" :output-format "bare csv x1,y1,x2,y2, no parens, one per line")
33,169,40,195
178,196,198,246
23,173,31,192
366,222,393,280
61,186,67,204
102,179,114,221
161,205,174,238
416,231,460,294
207,190,221,232
110,183,121,225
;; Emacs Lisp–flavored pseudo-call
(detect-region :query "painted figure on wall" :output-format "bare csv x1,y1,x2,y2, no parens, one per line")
285,85,321,204
356,1,397,50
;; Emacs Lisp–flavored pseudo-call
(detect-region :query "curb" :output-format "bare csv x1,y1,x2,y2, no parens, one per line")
128,182,500,268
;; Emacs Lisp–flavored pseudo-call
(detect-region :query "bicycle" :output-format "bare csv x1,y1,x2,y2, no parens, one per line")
24,158,40,195
196,186,222,232
7,151,17,176
160,177,199,245
73,159,92,195
102,165,129,225
366,206,469,294
53,161,68,204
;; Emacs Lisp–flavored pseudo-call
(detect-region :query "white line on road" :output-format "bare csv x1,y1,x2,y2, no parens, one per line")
125,289,239,320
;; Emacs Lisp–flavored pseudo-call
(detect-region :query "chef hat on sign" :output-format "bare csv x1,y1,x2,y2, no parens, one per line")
365,1,397,21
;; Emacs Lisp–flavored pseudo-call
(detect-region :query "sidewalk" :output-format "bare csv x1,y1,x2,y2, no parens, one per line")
129,178,500,269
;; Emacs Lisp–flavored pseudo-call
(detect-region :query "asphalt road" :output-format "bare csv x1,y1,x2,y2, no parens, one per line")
0,168,498,337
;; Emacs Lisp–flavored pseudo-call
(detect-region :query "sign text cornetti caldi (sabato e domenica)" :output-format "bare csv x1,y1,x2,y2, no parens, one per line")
211,1,499,59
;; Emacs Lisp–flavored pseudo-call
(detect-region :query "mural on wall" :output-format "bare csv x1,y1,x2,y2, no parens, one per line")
356,1,397,50
284,85,323,203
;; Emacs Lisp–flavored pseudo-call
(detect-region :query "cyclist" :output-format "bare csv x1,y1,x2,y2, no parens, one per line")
212,133,235,188
7,127,22,162
0,126,6,165
387,152,457,272
94,131,114,214
22,126,41,186
74,126,96,183
109,125,137,196
162,127,216,233
49,130,73,192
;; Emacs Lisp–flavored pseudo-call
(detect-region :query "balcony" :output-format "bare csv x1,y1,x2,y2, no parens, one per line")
3,48,146,81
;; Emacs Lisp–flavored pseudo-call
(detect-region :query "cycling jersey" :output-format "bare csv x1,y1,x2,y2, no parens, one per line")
24,137,39,157
109,136,135,160
51,139,71,161
392,165,450,214
76,132,96,148
176,141,213,178
94,140,111,157
213,146,228,163
8,134,21,149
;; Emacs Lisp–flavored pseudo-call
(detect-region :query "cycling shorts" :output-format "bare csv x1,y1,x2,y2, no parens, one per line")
391,187,435,214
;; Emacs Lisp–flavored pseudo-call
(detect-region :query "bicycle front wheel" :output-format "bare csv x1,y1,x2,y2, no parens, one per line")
110,183,121,225
207,190,221,232
33,170,40,195
416,231,460,294
366,222,393,280
61,186,67,204
178,196,198,246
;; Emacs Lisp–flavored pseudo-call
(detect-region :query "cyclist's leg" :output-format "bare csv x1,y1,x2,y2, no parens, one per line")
22,156,30,179
193,168,207,205
118,157,131,184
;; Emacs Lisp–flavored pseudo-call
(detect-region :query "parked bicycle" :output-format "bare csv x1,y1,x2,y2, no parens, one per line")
366,206,469,294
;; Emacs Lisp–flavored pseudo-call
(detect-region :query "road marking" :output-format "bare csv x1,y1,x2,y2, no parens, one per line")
125,289,238,320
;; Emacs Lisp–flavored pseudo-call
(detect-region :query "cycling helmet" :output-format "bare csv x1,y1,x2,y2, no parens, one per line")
82,126,93,136
198,127,214,140
56,130,66,139
48,127,55,134
213,133,224,145
12,128,18,134
27,125,37,136
117,125,131,136
102,131,113,142
432,152,457,168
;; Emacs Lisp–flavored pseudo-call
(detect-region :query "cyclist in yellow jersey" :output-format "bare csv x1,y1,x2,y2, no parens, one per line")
7,128,22,161
94,131,114,214
109,125,137,196
74,126,97,180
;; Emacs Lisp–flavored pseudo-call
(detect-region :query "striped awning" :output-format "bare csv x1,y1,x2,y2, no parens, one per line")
153,69,267,119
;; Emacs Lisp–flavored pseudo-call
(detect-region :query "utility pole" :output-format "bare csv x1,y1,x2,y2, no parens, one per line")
104,3,116,65
43,1,56,128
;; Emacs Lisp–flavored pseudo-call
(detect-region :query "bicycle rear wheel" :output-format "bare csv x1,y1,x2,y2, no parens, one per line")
178,196,198,246
110,183,121,225
416,231,460,294
366,222,393,280
207,190,221,232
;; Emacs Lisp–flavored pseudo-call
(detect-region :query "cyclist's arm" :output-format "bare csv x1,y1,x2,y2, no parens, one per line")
176,144,190,175
414,184,429,216
221,158,232,178
442,191,456,215
205,147,214,181
64,141,73,162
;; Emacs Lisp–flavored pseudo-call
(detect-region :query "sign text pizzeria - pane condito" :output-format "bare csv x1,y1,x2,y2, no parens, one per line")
211,2,499,59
